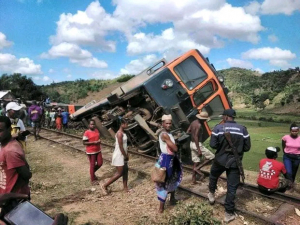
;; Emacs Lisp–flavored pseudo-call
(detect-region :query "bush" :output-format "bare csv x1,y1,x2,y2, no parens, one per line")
167,202,221,225
116,74,135,82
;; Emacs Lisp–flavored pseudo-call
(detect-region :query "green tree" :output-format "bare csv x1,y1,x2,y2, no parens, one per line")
0,73,45,101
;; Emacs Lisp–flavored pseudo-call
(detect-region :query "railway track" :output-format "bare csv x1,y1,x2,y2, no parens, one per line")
38,128,300,225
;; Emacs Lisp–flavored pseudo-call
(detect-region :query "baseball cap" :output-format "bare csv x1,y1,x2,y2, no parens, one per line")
221,109,236,118
266,146,280,152
6,102,22,111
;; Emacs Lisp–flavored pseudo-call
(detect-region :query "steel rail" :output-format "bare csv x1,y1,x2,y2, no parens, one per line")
38,128,298,224
40,128,300,206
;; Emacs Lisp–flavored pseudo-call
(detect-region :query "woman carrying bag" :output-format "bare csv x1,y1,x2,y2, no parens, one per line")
155,114,182,213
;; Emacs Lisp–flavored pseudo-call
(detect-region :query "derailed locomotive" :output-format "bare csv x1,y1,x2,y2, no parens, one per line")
70,49,231,156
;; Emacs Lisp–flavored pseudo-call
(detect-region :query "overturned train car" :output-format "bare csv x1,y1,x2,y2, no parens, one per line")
70,49,231,156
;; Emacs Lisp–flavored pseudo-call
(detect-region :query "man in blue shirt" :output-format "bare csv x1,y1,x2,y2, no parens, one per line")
61,108,69,132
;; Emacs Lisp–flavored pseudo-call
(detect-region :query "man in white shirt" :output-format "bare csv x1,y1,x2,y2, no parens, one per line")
6,102,27,151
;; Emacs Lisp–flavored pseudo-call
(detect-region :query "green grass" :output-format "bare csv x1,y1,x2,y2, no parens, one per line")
206,118,299,181
238,119,286,170
235,119,300,181
237,108,299,123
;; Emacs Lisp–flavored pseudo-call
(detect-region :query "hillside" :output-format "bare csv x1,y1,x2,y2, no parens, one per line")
219,67,300,114
40,75,133,104
40,68,300,115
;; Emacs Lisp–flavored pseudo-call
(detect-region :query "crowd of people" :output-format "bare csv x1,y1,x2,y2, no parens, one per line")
0,99,69,225
81,109,299,223
0,100,70,137
0,99,299,224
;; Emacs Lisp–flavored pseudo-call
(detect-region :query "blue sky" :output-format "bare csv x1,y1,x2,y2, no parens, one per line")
0,0,299,85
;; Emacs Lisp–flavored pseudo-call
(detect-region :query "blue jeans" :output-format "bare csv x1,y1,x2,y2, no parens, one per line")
283,154,300,182
209,162,240,213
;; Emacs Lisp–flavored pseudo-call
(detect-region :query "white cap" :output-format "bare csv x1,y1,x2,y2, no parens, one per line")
162,114,172,121
6,102,22,111
266,147,280,152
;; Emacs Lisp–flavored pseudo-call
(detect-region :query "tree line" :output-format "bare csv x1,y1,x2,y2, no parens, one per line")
0,73,134,103
2,68,298,110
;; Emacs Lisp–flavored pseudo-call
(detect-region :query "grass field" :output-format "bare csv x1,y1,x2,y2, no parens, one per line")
237,108,299,123
207,119,299,181
237,119,287,170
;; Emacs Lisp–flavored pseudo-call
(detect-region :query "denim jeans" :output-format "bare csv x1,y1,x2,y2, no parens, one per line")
209,162,240,213
283,154,300,182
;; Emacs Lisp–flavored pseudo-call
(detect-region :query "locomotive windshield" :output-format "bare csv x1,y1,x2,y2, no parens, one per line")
193,81,217,106
202,95,225,120
174,56,208,90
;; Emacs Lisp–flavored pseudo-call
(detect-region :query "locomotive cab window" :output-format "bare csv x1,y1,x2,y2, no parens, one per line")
174,56,208,90
193,81,217,106
202,95,225,125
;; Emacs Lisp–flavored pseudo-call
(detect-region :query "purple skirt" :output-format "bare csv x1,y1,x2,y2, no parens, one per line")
155,153,182,202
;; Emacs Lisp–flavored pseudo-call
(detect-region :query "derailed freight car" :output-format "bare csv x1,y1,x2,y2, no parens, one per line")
70,49,231,158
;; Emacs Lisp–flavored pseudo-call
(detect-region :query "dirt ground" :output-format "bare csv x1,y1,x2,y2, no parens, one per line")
25,135,300,225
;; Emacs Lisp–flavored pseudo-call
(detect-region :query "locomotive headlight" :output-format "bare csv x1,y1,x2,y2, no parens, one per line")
161,79,174,89
165,79,173,87
217,75,224,83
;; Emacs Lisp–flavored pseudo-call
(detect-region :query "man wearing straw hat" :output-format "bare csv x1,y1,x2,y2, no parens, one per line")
187,111,215,184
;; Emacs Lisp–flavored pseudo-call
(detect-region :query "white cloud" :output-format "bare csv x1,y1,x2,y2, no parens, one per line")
49,1,128,51
0,32,13,49
178,3,264,44
0,53,42,75
255,68,264,74
67,74,72,78
244,0,300,15
41,42,92,59
120,54,160,75
242,47,296,60
261,0,300,15
242,47,296,68
48,69,55,73
43,76,50,81
268,35,278,43
123,2,264,56
127,28,210,55
113,0,225,23
244,1,261,15
41,42,108,68
269,60,291,68
32,75,52,84
46,0,264,65
70,57,107,68
226,58,253,69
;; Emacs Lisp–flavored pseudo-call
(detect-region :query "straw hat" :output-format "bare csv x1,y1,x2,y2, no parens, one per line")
196,112,210,120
